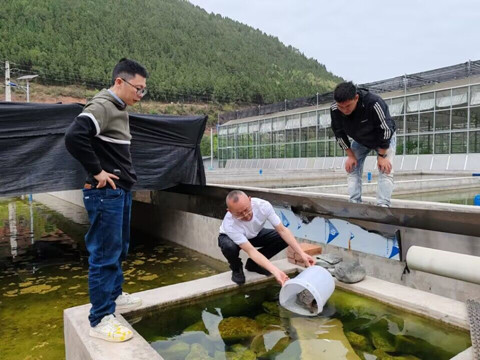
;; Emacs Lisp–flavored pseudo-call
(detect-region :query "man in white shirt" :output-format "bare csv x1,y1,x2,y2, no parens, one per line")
218,190,315,285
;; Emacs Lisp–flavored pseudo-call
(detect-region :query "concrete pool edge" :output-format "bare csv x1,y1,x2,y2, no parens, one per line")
64,259,473,360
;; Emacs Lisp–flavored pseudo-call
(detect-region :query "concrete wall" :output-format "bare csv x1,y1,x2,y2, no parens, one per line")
131,203,480,303
33,192,89,226
47,190,84,208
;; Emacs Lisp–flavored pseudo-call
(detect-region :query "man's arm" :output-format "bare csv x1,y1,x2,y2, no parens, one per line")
239,241,289,285
330,107,351,151
65,116,118,188
331,108,357,172
274,223,315,267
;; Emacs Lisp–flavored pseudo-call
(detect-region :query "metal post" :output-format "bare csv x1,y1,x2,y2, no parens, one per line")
26,80,30,102
5,61,11,101
403,75,408,155
29,194,34,244
9,202,17,258
210,127,213,169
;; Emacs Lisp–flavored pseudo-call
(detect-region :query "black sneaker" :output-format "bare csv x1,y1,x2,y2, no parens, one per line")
245,259,271,276
231,267,245,285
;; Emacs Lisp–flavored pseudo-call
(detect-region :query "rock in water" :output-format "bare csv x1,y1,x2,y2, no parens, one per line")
295,289,317,314
334,261,366,283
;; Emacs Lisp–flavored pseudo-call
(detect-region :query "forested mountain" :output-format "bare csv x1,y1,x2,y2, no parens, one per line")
0,0,342,103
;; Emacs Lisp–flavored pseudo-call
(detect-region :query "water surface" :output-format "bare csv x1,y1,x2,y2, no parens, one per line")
0,198,228,360
131,283,471,360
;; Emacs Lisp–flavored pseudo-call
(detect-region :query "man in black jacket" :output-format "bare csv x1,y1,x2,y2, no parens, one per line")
330,82,396,206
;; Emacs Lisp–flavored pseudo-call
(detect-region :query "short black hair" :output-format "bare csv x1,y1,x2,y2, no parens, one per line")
333,81,357,103
226,190,246,207
112,58,148,84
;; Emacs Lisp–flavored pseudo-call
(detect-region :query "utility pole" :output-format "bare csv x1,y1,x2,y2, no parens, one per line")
5,61,11,101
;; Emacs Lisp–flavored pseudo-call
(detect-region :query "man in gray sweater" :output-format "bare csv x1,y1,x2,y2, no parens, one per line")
65,58,147,342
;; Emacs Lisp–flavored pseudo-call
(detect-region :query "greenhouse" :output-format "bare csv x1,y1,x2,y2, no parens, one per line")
218,61,480,168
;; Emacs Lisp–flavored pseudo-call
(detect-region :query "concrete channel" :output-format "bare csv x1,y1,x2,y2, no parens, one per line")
54,184,480,359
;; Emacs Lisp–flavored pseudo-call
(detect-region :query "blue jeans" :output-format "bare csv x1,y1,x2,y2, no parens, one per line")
348,134,396,206
82,187,132,327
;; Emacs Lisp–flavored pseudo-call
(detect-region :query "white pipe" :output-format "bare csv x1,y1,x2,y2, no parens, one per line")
406,246,480,285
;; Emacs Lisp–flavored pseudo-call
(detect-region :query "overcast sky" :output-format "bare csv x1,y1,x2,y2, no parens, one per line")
189,0,480,84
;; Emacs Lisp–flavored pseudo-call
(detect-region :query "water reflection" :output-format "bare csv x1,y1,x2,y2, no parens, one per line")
132,285,472,360
0,199,84,270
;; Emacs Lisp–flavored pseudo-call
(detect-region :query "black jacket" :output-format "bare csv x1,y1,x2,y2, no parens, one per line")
64,89,137,190
330,89,395,150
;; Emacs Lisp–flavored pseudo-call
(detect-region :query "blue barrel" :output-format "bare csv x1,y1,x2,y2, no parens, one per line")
474,194,480,206
367,172,372,182
259,169,263,175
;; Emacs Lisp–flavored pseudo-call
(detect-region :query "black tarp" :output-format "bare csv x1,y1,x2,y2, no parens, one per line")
0,102,206,197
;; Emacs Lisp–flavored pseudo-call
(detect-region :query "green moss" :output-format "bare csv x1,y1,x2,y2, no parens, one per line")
368,319,397,352
230,344,248,353
184,320,207,333
345,331,373,352
254,313,281,328
328,290,376,318
372,349,421,360
218,317,262,344
215,350,256,360
262,301,279,316
395,335,453,359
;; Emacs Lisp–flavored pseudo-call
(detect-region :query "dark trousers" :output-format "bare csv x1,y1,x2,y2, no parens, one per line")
218,228,288,269
83,187,132,327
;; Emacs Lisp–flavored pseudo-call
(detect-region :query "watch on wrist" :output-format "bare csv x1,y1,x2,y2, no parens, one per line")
377,152,387,158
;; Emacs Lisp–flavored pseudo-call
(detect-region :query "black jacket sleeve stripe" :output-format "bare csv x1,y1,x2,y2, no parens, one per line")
373,102,390,140
64,116,103,175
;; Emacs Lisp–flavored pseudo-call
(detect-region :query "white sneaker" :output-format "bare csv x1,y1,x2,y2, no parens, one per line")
89,314,133,342
115,292,142,311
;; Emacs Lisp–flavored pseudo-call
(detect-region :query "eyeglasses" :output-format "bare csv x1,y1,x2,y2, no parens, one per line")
232,207,253,220
121,78,147,96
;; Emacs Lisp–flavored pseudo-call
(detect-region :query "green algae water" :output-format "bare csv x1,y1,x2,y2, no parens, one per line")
130,283,472,360
0,197,228,360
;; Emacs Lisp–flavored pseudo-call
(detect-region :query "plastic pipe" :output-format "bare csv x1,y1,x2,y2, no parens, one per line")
406,246,480,285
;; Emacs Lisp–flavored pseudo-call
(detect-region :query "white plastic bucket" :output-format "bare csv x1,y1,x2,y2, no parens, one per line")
279,266,335,316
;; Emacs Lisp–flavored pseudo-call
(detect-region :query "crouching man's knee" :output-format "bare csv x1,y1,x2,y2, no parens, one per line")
218,234,240,259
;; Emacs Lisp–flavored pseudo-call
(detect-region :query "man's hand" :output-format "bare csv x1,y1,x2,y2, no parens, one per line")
345,155,357,173
300,253,315,267
377,157,392,174
94,170,119,189
272,269,290,286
